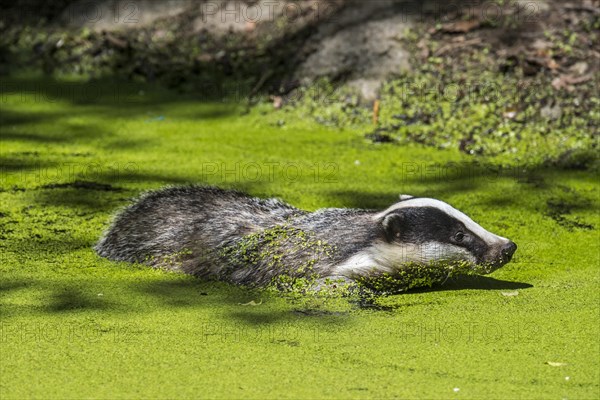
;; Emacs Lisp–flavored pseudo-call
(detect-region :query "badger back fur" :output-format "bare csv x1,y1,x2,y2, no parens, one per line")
95,186,516,286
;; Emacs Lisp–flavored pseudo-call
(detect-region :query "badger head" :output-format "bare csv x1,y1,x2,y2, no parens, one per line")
363,195,516,275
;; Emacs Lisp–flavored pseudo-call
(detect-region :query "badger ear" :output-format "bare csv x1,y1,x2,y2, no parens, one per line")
381,212,404,242
399,194,414,201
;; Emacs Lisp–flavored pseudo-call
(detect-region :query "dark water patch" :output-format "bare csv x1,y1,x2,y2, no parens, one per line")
0,156,54,173
40,180,123,191
292,309,350,317
351,300,403,312
545,187,595,231
46,288,113,313
133,278,218,308
365,131,396,144
0,279,31,294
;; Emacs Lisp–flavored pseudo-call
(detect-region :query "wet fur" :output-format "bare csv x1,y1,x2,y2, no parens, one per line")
96,186,384,285
96,186,514,286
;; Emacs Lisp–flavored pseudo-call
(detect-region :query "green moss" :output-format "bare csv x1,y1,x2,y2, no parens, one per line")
289,13,599,168
293,69,598,167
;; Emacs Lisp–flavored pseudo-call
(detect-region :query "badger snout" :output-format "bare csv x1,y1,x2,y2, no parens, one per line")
501,241,517,263
481,239,517,272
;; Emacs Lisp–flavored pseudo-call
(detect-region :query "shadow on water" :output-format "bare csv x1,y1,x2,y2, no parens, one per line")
324,190,401,209
409,275,533,293
1,76,240,117
46,288,115,313
0,76,241,177
0,155,55,173
354,275,534,311
0,272,354,324
0,76,274,212
27,177,272,212
0,279,31,294
326,162,599,218
133,277,351,324
132,278,230,308
0,109,59,127
227,310,297,326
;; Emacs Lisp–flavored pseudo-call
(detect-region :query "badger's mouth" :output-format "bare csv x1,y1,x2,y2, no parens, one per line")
471,261,505,275
355,258,500,293
475,240,518,274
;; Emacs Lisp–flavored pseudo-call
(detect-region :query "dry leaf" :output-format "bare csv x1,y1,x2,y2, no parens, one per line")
501,290,519,297
104,33,127,49
239,300,262,306
552,73,593,91
434,38,481,56
417,39,430,58
546,361,567,367
552,76,568,91
566,73,593,84
441,20,481,33
546,59,559,70
531,39,552,51
373,99,381,125
569,61,588,75
245,21,256,32
503,108,518,120
271,95,283,109
196,53,214,63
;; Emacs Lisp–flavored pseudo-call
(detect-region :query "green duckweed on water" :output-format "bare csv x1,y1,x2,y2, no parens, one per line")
0,73,598,399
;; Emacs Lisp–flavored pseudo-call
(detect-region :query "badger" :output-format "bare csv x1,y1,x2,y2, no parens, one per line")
95,186,516,290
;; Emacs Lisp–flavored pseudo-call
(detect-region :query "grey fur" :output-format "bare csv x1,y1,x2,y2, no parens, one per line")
95,186,516,286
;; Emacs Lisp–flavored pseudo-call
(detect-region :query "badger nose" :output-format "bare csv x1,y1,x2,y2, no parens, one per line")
501,241,517,262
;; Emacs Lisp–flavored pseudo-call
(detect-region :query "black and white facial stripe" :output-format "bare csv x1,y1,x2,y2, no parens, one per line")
334,195,516,276
381,205,491,263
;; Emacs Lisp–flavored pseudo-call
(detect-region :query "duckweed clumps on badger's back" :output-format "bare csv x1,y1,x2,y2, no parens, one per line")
355,261,478,295
218,224,337,288
156,248,194,270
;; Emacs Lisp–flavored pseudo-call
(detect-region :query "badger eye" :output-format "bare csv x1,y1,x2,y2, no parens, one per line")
454,232,465,242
